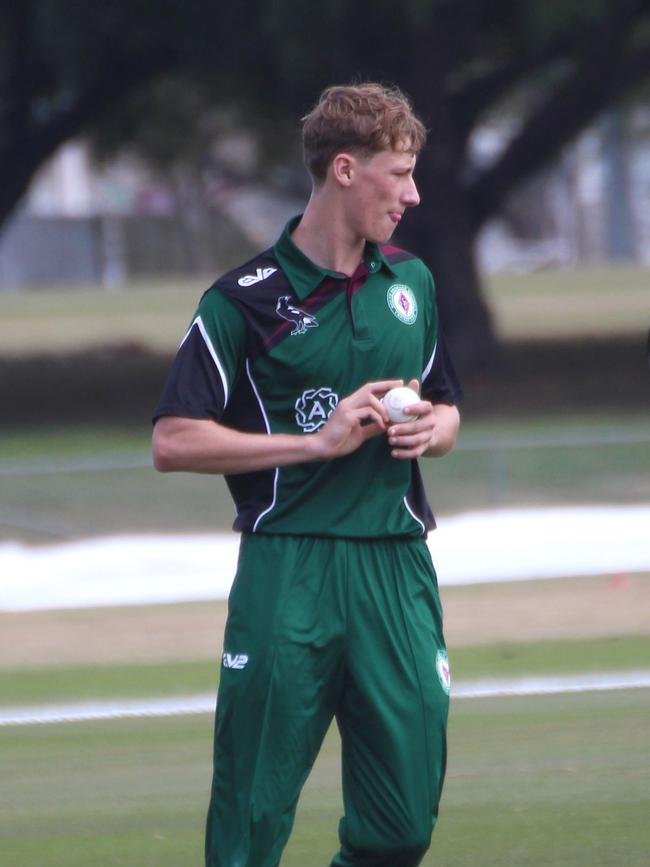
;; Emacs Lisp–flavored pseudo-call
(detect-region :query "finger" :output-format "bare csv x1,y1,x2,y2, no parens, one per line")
389,431,431,450
339,379,403,407
387,418,434,438
390,446,426,459
403,399,432,416
406,378,420,394
369,393,391,425
360,420,385,441
344,390,393,424
345,379,403,403
352,406,387,430
390,432,434,457
367,379,405,393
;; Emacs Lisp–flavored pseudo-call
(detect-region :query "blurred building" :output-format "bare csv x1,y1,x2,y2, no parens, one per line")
475,107,650,273
1,109,649,290
0,145,259,290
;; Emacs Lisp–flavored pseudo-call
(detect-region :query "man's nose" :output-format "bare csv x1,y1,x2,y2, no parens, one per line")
403,177,420,207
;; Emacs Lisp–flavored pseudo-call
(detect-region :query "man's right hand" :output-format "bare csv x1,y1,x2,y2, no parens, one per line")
308,379,403,460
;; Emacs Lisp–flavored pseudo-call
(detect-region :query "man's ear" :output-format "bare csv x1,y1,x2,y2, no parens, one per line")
331,153,355,187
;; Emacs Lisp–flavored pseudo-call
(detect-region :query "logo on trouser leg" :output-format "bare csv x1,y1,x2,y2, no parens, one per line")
223,653,249,669
436,649,451,695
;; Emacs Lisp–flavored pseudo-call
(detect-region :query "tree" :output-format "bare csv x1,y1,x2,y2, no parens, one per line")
1,1,649,369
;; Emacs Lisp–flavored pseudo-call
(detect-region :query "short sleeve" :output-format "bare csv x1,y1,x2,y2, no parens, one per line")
416,265,463,406
152,288,247,423
421,326,463,405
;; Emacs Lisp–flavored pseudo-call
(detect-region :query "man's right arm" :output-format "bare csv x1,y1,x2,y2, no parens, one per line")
153,416,322,475
152,378,403,475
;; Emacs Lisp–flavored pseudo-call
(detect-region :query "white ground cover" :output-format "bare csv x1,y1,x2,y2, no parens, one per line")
2,505,649,612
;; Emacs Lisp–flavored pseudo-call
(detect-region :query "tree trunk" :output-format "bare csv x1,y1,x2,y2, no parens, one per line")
0,153,36,234
398,150,500,375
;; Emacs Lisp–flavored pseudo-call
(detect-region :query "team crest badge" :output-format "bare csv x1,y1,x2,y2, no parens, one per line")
387,284,418,325
436,649,451,695
295,387,339,432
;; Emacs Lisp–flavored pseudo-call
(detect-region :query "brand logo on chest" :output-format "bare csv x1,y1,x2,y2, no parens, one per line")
295,387,339,432
387,284,418,325
237,267,277,287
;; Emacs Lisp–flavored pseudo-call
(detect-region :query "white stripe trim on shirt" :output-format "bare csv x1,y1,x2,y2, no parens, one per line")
245,358,279,531
181,316,230,407
402,495,426,534
421,339,437,384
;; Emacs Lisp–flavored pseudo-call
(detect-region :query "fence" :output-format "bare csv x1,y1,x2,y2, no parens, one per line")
1,428,648,543
0,214,253,291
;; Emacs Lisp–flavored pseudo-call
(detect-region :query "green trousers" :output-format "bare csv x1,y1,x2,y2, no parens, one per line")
205,534,450,867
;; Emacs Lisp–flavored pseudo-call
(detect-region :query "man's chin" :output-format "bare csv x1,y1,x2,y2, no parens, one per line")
369,228,396,245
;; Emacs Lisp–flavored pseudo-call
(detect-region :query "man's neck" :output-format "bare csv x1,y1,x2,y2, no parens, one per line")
291,196,365,277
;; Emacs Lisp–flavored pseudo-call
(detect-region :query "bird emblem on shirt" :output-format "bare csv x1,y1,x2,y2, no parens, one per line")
276,296,319,336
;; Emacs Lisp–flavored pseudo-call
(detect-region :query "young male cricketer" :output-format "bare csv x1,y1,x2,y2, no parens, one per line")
153,82,463,867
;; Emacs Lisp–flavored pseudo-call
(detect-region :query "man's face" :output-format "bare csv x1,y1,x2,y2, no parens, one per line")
347,146,420,244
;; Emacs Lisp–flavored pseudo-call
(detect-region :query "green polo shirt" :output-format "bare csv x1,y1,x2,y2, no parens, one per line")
154,216,462,537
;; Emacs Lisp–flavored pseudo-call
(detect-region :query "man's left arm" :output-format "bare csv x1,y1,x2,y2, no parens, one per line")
422,401,460,456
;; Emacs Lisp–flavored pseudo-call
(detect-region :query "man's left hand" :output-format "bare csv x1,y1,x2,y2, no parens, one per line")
386,379,460,459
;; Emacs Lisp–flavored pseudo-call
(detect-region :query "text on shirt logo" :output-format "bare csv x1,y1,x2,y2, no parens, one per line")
223,653,249,669
237,268,277,287
295,387,339,432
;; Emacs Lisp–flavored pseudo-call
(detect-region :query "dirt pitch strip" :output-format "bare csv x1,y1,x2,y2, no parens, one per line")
1,572,648,668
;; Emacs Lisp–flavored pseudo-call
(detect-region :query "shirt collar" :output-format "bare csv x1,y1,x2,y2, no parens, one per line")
273,215,397,300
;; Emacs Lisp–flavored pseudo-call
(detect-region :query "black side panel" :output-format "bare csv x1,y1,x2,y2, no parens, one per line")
221,364,276,532
421,329,464,405
405,462,436,533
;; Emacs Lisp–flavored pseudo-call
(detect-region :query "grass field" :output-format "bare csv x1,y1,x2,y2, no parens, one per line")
2,414,649,541
484,265,650,341
3,689,649,866
2,635,649,706
2,579,649,865
0,264,648,356
0,278,198,356
2,268,649,864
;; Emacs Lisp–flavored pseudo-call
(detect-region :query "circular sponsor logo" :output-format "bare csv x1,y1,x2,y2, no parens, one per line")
436,649,451,695
295,387,339,432
387,284,418,325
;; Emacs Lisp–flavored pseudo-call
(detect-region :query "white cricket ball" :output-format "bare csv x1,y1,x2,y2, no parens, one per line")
381,386,420,424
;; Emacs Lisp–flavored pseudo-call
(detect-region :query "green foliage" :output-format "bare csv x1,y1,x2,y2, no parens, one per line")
4,1,649,171
2,1,650,364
